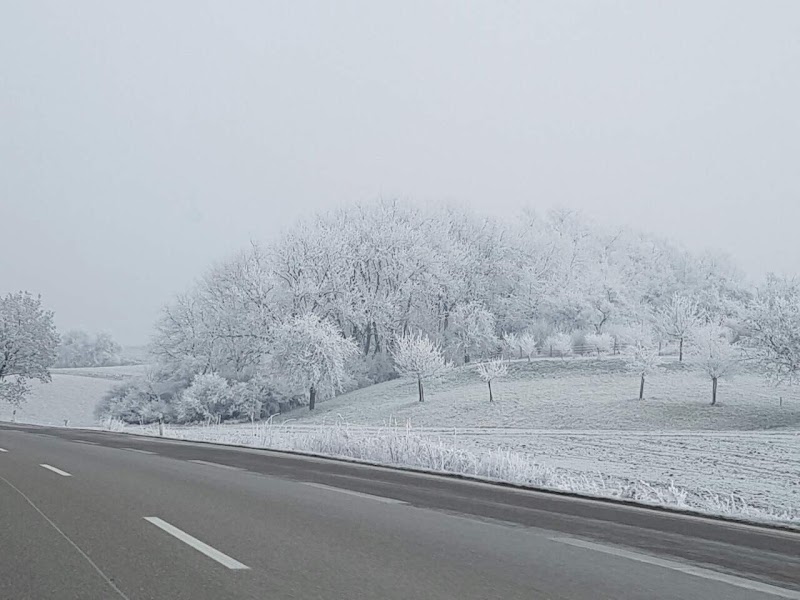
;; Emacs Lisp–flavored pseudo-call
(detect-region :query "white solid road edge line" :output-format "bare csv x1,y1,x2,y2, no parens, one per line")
304,482,406,505
143,517,250,570
188,459,242,470
0,448,8,452
551,537,800,600
72,440,99,445
40,464,72,477
121,448,156,455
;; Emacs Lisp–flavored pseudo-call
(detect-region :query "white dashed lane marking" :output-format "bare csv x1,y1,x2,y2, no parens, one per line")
144,517,250,570
40,464,72,477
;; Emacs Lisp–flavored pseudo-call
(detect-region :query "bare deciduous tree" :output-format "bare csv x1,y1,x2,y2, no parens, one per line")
476,359,509,402
392,334,449,403
691,324,739,405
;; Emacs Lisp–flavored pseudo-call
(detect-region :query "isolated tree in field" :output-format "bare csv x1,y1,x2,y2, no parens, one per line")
0,292,59,409
585,332,613,356
392,334,449,403
476,359,509,402
446,302,497,364
742,275,800,386
691,324,739,406
656,294,702,362
271,314,358,410
545,332,573,359
517,333,538,362
624,336,661,401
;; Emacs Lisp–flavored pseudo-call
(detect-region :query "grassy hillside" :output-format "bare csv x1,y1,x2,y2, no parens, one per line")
278,358,800,431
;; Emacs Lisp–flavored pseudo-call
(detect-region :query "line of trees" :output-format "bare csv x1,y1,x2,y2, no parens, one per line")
93,200,799,423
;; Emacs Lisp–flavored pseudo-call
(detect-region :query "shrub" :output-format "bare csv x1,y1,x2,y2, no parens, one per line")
545,333,573,358
585,332,614,356
95,377,173,425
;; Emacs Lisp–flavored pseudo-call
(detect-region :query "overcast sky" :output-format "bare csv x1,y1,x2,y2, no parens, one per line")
2,1,799,345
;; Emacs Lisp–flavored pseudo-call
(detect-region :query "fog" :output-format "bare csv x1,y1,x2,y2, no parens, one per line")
2,1,799,345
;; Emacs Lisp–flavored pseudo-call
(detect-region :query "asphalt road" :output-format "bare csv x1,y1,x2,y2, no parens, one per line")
1,422,798,600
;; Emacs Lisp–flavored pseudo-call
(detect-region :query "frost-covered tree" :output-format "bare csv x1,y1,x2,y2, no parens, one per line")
655,294,702,362
624,336,662,400
446,302,497,364
545,332,573,359
270,314,358,410
691,324,739,405
501,332,518,359
742,275,800,385
56,330,121,367
476,359,508,402
585,332,613,356
392,334,449,403
517,333,538,362
0,292,59,408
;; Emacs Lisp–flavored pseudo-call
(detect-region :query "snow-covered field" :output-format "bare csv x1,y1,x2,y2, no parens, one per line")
1,365,147,427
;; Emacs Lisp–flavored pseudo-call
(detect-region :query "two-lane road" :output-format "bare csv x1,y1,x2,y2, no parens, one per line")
1,422,798,600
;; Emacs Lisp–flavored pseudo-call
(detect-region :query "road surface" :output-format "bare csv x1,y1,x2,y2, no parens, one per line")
1,422,798,600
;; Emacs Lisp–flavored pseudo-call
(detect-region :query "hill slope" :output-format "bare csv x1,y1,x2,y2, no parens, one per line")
278,358,800,431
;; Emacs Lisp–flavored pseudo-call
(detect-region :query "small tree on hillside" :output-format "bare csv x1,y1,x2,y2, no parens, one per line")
0,292,60,410
585,332,613,356
501,332,518,359
545,333,573,359
517,333,538,362
656,294,702,362
476,359,509,402
271,314,358,410
691,324,739,405
392,334,449,403
624,336,662,400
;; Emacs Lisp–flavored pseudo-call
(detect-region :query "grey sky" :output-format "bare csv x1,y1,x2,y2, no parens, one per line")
2,1,799,345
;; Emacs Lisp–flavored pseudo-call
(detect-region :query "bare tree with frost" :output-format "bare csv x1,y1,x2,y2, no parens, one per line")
446,302,497,364
655,294,703,362
742,275,800,385
0,292,59,410
392,334,449,403
476,359,509,402
624,335,662,401
517,333,539,362
691,324,739,405
271,314,358,410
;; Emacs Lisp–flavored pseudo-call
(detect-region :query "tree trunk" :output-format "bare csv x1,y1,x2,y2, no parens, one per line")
464,353,470,364
711,377,718,406
417,376,424,403
363,322,372,356
658,341,662,356
639,375,645,401
679,337,684,362
488,380,494,403
309,384,316,411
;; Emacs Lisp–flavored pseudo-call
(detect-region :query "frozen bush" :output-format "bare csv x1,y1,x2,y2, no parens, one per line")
585,332,614,356
95,377,173,425
545,333,573,358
